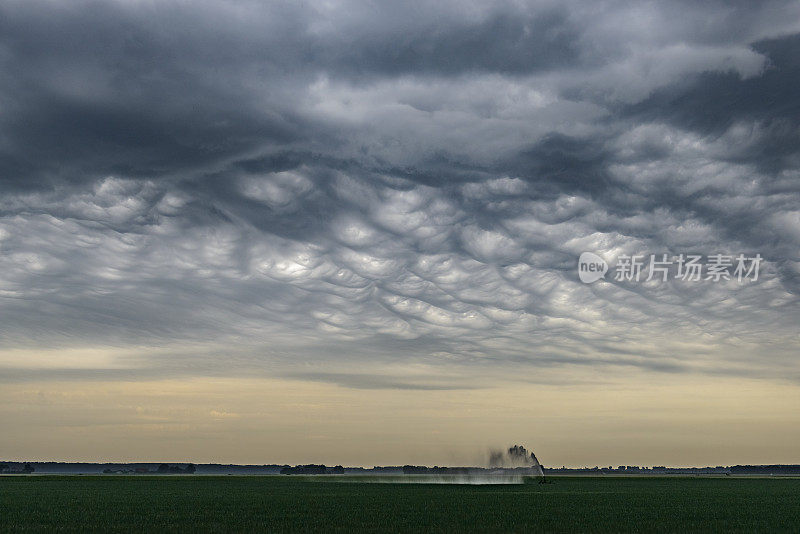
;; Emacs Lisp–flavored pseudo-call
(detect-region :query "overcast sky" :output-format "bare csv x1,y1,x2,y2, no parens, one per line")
1,0,799,467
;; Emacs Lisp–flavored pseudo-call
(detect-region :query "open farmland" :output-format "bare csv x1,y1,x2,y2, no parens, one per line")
1,475,799,532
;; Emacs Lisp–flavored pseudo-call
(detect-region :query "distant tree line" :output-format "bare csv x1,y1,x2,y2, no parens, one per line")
0,463,35,474
402,466,471,475
102,464,196,475
157,463,196,474
729,465,800,475
280,465,344,475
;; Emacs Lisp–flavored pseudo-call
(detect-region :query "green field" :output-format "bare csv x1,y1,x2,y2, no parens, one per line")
1,475,799,532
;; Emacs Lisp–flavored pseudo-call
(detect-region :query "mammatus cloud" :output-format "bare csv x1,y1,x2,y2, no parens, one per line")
0,0,798,388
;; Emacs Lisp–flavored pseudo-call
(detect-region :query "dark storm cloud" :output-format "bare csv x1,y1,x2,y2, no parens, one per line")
621,34,800,173
0,0,308,189
0,0,582,190
315,7,582,76
0,0,799,387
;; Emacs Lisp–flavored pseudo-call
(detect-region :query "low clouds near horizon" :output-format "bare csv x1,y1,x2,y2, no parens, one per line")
1,0,799,392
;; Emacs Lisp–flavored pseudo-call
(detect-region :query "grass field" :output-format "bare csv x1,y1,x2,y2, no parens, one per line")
1,475,799,532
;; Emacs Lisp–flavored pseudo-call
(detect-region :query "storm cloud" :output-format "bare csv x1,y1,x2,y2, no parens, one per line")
1,0,799,388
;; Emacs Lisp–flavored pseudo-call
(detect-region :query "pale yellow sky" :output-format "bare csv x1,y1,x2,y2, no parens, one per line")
2,368,799,467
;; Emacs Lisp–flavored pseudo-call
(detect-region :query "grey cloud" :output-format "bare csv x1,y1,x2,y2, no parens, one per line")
0,0,798,388
620,34,800,173
315,7,582,76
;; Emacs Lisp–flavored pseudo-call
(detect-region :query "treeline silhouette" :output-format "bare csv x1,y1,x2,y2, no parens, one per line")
101,463,196,474
402,466,471,475
5,462,800,476
279,464,344,475
0,463,34,474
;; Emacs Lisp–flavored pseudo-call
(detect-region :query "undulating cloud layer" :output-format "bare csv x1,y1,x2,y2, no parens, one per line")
1,0,799,394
